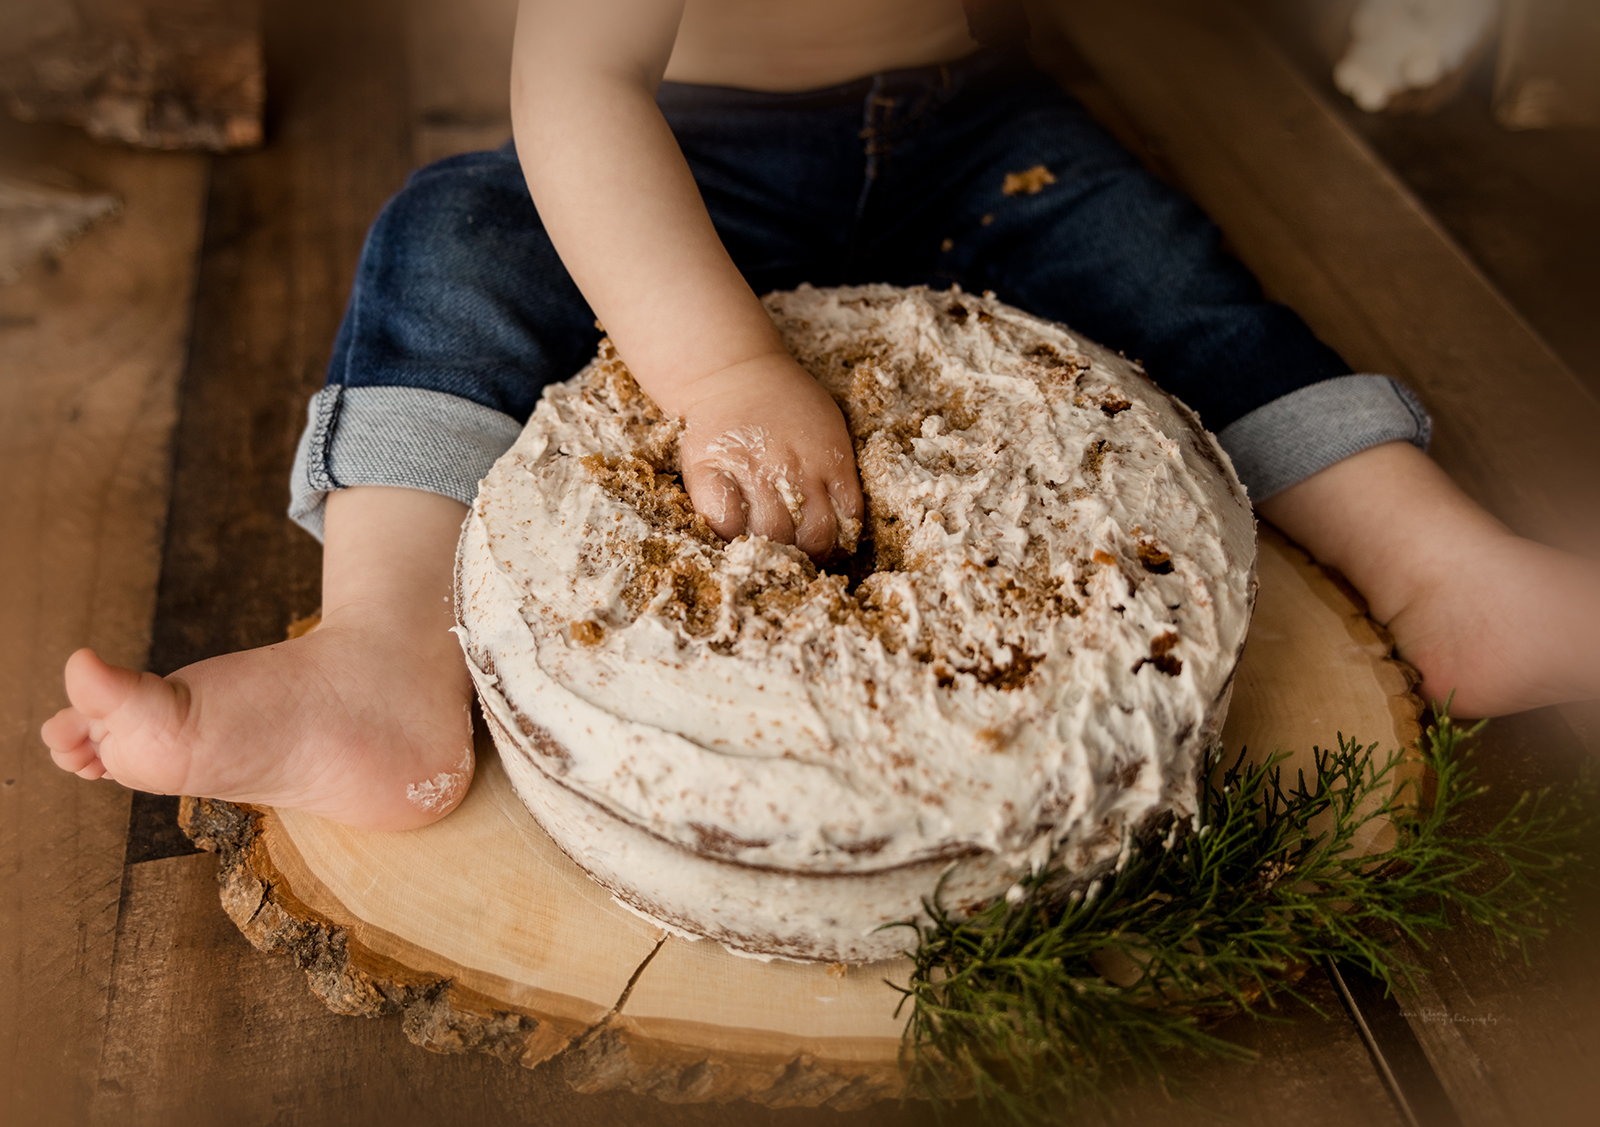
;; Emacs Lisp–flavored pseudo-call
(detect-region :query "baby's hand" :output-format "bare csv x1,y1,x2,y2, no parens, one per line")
674,353,864,559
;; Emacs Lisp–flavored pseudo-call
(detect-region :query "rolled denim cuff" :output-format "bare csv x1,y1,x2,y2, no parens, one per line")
289,385,523,541
1216,374,1432,503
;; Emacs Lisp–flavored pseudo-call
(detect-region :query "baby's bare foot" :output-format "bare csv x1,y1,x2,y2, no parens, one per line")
1260,443,1600,720
1386,534,1600,718
41,611,475,831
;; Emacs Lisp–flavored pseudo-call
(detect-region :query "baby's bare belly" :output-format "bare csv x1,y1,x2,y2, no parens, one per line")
665,0,978,90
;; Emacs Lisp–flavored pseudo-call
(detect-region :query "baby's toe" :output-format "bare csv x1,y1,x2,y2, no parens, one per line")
75,760,108,781
63,649,147,720
51,740,99,774
40,706,90,753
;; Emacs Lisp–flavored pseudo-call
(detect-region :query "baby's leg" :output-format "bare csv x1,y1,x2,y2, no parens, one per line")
42,144,604,825
42,487,475,830
1259,441,1600,718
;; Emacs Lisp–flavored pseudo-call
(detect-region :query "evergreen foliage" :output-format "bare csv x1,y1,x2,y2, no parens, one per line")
891,710,1596,1123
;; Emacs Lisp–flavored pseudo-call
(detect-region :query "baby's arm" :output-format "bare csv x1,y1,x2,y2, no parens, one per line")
512,0,862,556
1259,441,1600,717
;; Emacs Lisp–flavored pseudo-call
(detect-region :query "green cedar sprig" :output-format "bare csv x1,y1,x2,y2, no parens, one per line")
888,710,1596,1123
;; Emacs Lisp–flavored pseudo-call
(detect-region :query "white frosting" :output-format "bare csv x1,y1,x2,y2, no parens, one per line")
1335,0,1498,112
405,743,473,814
456,285,1256,961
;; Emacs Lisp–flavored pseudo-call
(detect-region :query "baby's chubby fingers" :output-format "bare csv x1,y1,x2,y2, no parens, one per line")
824,448,864,546
680,464,798,549
789,463,860,559
683,452,798,546
792,476,839,559
786,443,865,558
740,472,799,547
681,463,748,540
671,351,863,558
680,421,800,547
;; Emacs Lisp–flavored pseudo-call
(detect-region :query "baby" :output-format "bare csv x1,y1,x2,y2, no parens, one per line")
42,0,1600,830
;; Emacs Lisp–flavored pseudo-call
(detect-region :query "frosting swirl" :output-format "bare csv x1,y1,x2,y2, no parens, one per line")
456,285,1256,894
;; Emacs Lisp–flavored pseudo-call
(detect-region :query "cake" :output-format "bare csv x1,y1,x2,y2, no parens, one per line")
454,285,1257,963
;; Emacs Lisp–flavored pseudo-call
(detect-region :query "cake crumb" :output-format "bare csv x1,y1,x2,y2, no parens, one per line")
1002,165,1057,196
1133,631,1183,677
1136,541,1174,574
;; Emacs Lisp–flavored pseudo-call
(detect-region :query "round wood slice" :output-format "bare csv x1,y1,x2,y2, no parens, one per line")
179,524,1424,1111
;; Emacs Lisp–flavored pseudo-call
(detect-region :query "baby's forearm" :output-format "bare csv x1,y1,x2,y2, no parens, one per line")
512,0,785,413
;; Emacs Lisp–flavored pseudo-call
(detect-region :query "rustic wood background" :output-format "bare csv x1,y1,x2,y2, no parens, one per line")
3,0,1597,1124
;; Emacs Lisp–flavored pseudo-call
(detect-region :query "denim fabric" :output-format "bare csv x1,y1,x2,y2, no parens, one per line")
292,48,1429,537
289,386,524,540
1218,374,1432,501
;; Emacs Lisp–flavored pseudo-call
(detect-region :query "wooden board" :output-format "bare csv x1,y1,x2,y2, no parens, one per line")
0,125,207,1127
179,527,1423,1109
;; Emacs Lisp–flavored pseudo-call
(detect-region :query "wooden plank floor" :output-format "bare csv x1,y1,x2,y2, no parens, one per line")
3,0,1596,1123
0,120,208,1126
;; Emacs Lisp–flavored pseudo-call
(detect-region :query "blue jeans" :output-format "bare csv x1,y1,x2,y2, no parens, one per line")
291,49,1428,539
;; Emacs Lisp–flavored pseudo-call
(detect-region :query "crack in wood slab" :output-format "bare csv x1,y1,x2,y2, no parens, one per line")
606,936,667,1026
